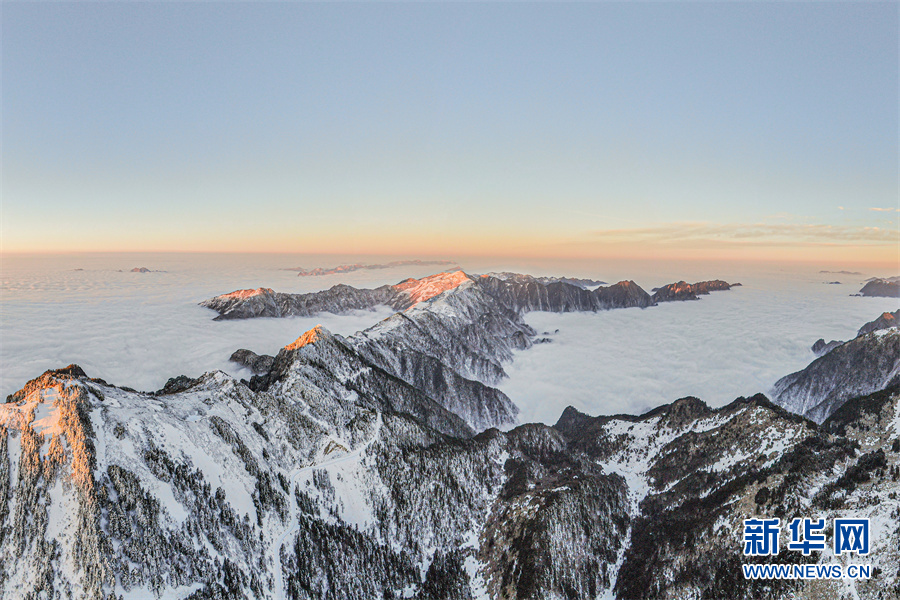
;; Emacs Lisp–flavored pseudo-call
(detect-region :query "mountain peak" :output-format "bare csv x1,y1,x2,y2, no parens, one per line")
284,325,330,351
220,287,274,300
392,270,471,306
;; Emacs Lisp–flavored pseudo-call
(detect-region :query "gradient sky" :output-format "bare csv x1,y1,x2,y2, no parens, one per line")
2,2,898,264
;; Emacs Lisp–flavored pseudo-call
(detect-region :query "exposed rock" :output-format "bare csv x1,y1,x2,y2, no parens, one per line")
650,279,736,303
595,280,653,309
229,349,275,374
156,374,201,395
811,338,843,356
473,275,652,312
858,278,900,297
480,272,607,289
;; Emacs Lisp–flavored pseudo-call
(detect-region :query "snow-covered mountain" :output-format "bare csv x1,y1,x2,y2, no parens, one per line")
3,272,897,599
199,271,738,321
204,271,732,431
3,360,898,599
773,311,900,422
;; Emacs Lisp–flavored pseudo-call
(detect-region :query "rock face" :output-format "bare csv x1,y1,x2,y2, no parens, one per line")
773,328,900,422
3,362,897,600
473,275,653,313
811,338,843,356
229,349,275,374
859,278,900,297
595,280,654,309
650,279,736,303
858,310,900,336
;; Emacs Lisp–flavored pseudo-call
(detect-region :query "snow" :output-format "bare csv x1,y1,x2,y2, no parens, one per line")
393,271,470,306
463,554,490,600
44,477,75,542
96,383,258,523
120,583,203,600
270,412,383,600
874,327,899,338
219,287,274,300
32,397,61,436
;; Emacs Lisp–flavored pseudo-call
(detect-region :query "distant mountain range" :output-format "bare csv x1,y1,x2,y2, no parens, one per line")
282,259,458,277
200,271,739,321
2,270,897,599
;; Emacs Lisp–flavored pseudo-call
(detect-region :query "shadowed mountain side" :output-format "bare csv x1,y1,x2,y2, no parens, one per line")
773,329,900,423
3,341,897,600
859,278,900,298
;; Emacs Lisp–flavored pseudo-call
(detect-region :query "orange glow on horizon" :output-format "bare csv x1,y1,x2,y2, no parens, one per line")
2,226,897,271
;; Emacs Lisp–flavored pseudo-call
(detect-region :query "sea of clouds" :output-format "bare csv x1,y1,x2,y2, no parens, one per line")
501,281,899,424
2,253,896,426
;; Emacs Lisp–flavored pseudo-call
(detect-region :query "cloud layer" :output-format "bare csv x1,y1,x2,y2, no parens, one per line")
500,271,899,424
2,255,897,428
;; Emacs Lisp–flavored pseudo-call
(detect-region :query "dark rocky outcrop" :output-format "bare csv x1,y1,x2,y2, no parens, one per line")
595,280,653,309
229,349,275,375
650,279,737,303
858,278,900,297
811,338,843,356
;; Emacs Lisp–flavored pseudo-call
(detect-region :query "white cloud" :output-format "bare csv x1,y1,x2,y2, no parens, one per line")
3,257,898,429
0,258,438,398
499,273,900,424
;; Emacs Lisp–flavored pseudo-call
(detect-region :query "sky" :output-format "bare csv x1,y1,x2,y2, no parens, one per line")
2,2,898,265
